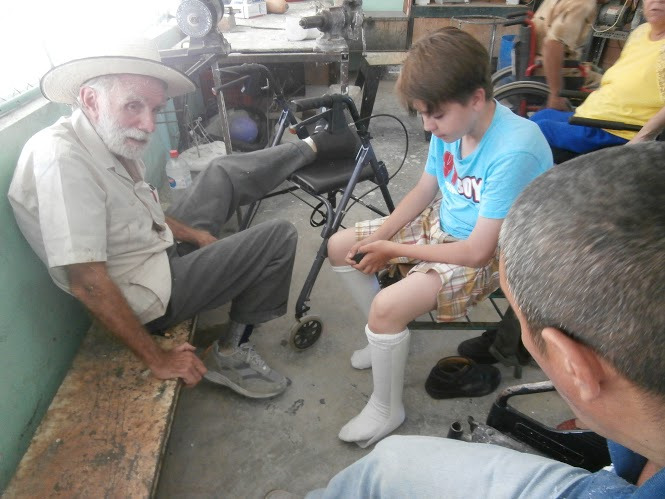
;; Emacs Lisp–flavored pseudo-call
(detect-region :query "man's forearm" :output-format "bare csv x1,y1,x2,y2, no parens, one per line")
67,262,206,385
629,106,665,143
166,216,199,243
165,216,217,247
67,263,164,367
542,39,565,101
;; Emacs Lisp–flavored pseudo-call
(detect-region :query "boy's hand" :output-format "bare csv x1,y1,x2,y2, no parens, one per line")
350,240,396,274
345,238,377,267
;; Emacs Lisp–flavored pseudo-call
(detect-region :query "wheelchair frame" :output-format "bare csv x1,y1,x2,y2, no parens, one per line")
493,11,590,117
216,64,397,350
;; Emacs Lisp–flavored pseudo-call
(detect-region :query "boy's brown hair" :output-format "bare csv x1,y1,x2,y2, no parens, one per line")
396,27,492,113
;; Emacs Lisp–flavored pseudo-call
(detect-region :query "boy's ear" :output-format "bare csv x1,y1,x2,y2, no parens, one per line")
541,327,605,402
470,87,486,109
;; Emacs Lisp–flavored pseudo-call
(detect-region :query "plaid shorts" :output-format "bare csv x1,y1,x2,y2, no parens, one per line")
355,198,500,322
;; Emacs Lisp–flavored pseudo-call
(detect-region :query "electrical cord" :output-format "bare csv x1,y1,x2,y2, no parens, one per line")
342,113,410,215
592,0,632,34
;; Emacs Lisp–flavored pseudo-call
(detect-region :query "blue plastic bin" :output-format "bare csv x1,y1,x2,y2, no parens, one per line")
498,34,516,70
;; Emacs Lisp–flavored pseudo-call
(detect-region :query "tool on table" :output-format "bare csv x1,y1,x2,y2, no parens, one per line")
174,0,231,55
299,0,364,50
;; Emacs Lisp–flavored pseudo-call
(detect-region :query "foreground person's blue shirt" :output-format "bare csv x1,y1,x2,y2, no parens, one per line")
561,441,665,497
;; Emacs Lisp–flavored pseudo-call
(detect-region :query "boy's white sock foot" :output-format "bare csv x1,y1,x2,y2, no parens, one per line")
338,326,410,448
338,396,404,446
350,344,372,370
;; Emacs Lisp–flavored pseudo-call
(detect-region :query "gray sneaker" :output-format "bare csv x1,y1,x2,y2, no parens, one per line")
203,342,288,398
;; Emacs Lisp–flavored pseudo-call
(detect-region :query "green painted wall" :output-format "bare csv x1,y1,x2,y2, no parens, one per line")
363,0,404,11
0,99,90,492
0,98,177,492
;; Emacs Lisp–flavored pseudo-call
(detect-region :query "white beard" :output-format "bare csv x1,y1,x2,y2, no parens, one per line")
93,107,152,161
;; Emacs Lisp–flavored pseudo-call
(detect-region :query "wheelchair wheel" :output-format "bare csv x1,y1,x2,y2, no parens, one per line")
289,315,323,350
493,81,550,118
491,66,513,90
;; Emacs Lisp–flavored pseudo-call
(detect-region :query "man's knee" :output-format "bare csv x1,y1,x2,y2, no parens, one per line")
264,219,297,251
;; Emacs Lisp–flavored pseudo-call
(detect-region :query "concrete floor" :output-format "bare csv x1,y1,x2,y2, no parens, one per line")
156,79,572,498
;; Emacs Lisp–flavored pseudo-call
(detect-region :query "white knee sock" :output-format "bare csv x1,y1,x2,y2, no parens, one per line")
331,265,379,369
338,325,410,448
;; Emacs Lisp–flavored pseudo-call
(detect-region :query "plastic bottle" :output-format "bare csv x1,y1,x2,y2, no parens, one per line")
165,150,192,203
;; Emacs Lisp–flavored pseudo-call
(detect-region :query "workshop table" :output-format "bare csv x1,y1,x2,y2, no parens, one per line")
161,1,350,155
223,1,349,93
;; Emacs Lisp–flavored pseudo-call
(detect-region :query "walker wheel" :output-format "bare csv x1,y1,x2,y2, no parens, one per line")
289,315,323,350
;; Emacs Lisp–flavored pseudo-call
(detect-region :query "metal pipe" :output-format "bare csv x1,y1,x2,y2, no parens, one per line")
447,421,464,440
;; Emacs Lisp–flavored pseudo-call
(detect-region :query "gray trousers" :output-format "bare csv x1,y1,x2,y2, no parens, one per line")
147,141,315,331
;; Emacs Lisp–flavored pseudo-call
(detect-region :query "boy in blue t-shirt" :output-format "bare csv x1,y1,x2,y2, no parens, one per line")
326,27,552,448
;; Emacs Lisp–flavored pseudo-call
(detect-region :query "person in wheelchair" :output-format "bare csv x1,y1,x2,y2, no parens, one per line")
277,142,665,499
530,0,665,155
531,0,599,111
8,38,358,399
325,27,552,448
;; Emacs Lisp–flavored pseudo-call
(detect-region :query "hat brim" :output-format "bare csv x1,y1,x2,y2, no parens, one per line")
40,56,196,104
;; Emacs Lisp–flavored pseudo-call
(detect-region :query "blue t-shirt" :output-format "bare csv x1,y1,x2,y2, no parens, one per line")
561,440,665,498
424,101,553,239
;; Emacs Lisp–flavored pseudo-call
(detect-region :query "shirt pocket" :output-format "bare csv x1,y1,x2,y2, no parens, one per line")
106,202,144,256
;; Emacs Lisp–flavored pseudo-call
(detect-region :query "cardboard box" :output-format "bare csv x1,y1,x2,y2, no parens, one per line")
231,0,267,18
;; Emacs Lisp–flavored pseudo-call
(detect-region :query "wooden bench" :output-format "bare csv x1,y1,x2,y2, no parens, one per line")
4,319,195,498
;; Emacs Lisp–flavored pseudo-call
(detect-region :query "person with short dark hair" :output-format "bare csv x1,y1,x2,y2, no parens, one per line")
325,27,552,448
275,141,665,499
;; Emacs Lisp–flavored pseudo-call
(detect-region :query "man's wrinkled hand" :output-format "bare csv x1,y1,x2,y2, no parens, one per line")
193,229,217,248
149,342,207,387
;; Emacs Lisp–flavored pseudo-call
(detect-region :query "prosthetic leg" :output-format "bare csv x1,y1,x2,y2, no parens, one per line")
331,265,379,368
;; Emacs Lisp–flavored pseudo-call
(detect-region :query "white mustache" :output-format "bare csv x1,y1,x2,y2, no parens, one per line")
123,128,151,141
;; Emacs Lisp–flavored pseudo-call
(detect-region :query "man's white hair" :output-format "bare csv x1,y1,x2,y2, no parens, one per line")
75,74,120,109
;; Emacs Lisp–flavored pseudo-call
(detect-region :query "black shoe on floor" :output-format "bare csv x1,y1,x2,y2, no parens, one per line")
310,124,361,160
457,329,499,364
425,356,501,399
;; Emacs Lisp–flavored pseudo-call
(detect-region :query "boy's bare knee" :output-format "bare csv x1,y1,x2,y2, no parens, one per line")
368,290,401,332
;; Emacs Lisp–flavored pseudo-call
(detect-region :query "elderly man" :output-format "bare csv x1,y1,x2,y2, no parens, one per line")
271,143,665,497
8,39,357,398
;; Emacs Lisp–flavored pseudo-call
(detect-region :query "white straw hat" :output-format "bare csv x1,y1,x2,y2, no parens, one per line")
40,38,196,104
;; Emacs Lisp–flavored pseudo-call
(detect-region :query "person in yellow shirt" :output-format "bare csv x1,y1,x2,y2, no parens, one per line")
531,0,665,155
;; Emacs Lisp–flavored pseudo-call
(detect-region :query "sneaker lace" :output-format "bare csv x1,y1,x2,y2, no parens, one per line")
240,343,269,372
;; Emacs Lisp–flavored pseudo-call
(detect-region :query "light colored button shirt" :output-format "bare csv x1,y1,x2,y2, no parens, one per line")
533,0,598,59
8,108,174,323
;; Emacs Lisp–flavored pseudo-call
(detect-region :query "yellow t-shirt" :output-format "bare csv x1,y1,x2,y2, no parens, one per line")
575,23,665,140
